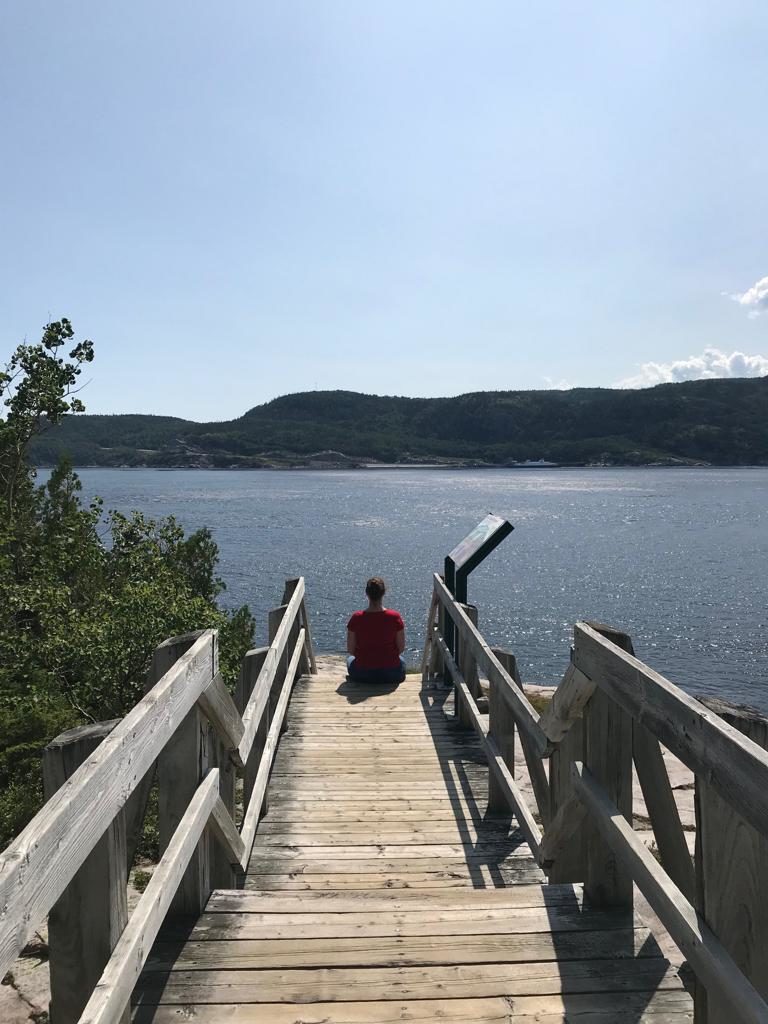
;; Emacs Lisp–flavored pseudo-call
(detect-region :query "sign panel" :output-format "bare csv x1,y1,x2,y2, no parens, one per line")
447,514,511,571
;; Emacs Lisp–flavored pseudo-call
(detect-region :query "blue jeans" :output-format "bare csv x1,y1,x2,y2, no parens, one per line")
347,656,406,685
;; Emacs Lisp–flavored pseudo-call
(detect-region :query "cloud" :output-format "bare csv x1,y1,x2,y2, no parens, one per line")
617,348,768,389
542,376,574,390
730,275,768,317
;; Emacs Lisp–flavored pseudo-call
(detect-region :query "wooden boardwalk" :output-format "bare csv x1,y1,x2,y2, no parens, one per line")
134,661,693,1022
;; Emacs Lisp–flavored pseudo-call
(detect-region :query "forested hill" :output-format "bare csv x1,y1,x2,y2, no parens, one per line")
30,376,768,467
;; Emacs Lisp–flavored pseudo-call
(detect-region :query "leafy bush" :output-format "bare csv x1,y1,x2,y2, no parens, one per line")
0,321,255,850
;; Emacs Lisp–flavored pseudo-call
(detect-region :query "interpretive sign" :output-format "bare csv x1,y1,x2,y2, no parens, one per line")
447,514,512,575
443,514,514,652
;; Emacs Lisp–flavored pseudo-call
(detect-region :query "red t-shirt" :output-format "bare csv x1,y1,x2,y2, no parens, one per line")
347,609,404,669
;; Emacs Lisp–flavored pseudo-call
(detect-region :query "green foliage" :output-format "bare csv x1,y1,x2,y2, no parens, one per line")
29,378,768,467
0,322,255,850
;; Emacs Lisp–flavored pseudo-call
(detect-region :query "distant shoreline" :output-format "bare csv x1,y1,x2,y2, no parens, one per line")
32,461,768,472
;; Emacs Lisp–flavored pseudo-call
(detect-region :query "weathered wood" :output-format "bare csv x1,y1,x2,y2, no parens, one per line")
205,886,584,913
240,629,306,860
433,573,548,758
633,722,695,902
484,734,543,859
135,960,684,1008
238,578,305,764
695,700,768,1023
210,796,246,868
169,905,647,942
157,632,218,919
42,723,129,1024
488,649,516,812
198,672,245,767
420,590,439,681
538,662,595,743
493,649,552,830
539,790,588,873
240,648,270,823
573,620,768,844
572,760,768,1024
458,602,480,703
583,686,632,908
282,578,315,675
581,623,633,910
433,632,542,857
0,629,215,979
547,716,586,883
268,604,290,723
78,769,221,1024
145,926,659,972
130,991,696,1022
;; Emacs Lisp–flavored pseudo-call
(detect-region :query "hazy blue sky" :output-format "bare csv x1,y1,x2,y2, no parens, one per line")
2,2,767,420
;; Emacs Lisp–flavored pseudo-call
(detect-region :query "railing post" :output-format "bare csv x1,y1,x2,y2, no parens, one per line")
237,646,270,825
455,603,478,727
427,583,447,681
581,623,633,909
268,604,290,733
282,578,316,675
488,648,517,813
548,717,586,882
43,723,129,1024
694,699,768,1022
156,630,216,918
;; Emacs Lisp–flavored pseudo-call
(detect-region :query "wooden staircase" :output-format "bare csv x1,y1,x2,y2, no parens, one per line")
133,661,691,1022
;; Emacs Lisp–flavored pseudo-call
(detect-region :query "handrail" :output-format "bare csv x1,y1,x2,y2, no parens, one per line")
431,573,549,758
572,761,768,1024
573,620,768,843
0,577,315,1024
431,630,542,857
239,576,306,764
422,579,768,1024
0,628,216,976
77,768,222,1024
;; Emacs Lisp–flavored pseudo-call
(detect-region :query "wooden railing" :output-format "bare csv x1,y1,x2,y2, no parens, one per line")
423,572,768,1024
0,577,316,1024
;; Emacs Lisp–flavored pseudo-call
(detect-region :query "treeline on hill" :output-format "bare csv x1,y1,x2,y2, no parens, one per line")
0,321,255,852
30,377,768,467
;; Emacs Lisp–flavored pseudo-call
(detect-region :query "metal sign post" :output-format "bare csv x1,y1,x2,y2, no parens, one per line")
444,513,514,654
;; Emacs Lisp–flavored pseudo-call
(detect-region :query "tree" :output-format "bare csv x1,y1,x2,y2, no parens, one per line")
0,321,255,848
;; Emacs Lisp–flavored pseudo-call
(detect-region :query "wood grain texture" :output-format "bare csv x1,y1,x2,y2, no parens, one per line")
433,573,548,757
539,662,595,743
695,702,768,1022
0,629,215,979
198,672,245,768
573,761,768,1024
131,649,689,1022
80,769,221,1024
488,648,516,812
238,579,305,764
633,722,694,902
573,621,768,844
43,723,129,1024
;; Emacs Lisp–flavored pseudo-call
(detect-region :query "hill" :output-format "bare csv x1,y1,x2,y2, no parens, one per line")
28,377,768,468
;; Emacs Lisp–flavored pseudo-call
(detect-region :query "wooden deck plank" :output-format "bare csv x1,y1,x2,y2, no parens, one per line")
161,905,645,941
134,992,692,1022
132,668,690,1020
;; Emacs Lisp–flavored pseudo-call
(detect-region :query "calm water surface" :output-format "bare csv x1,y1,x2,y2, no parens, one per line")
71,467,768,709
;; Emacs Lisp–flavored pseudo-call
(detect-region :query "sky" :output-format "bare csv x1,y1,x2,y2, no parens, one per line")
1,1,767,421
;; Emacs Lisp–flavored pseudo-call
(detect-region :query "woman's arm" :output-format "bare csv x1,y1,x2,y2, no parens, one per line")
347,629,356,656
395,628,405,655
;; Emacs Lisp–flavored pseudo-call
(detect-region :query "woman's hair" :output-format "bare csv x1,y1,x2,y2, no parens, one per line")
365,576,386,602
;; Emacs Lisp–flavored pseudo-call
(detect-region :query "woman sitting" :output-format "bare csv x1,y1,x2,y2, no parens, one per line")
346,576,406,684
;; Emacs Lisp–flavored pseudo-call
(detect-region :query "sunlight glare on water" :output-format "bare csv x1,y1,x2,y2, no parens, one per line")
70,467,768,710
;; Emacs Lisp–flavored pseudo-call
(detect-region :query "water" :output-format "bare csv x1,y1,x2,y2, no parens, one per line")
67,467,768,710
